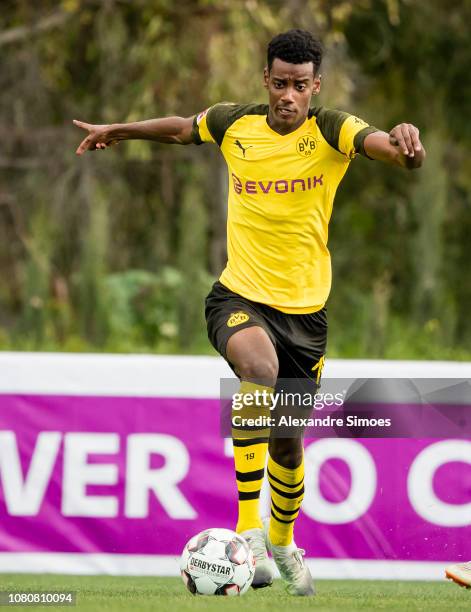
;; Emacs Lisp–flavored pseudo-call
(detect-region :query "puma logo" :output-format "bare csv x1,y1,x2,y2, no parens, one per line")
234,140,253,157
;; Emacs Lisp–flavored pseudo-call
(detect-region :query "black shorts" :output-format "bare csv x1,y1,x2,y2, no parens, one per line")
205,281,327,381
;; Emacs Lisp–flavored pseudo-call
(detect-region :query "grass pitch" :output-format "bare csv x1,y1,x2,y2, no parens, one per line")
0,575,469,611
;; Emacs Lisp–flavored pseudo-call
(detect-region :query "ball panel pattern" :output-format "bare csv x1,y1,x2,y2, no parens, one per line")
180,528,254,596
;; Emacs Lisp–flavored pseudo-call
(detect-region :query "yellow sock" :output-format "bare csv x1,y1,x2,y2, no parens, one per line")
267,453,304,546
232,381,272,533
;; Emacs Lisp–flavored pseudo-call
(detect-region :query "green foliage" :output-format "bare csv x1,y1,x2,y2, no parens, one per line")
0,0,470,359
104,265,212,352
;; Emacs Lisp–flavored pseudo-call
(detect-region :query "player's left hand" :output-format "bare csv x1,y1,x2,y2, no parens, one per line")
389,123,422,157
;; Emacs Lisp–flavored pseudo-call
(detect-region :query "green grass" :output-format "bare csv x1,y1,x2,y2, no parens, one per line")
0,575,469,611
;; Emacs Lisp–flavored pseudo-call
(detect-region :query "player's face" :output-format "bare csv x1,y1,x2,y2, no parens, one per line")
264,58,321,135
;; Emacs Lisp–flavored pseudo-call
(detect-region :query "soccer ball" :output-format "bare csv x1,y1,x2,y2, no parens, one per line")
180,528,255,596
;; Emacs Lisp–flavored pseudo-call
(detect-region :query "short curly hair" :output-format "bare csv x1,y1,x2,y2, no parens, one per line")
267,29,323,75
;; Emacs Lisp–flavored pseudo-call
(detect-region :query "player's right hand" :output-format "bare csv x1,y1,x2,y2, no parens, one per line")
73,119,118,155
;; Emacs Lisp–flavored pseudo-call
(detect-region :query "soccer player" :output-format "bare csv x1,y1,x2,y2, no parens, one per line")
446,562,471,589
74,29,425,596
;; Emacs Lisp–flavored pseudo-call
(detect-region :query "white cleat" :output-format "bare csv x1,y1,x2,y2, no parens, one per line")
445,562,471,589
262,518,315,596
240,527,274,588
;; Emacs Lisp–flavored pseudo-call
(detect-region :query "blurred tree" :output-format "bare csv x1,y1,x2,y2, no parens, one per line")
0,0,469,358
336,0,471,354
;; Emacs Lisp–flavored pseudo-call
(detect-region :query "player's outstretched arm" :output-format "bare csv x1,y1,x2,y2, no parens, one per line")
73,115,195,155
363,123,426,169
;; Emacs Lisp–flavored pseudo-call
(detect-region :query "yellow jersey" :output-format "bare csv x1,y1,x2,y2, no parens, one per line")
192,103,377,313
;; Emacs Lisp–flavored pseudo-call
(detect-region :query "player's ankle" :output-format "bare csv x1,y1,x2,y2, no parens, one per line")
268,527,295,548
271,540,296,554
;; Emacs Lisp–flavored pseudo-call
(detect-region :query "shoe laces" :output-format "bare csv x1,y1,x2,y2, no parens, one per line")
282,548,307,583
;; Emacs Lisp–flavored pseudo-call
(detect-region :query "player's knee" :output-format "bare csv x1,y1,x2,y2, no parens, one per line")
269,438,303,469
237,358,278,387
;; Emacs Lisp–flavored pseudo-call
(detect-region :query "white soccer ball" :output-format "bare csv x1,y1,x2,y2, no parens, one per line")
180,528,255,596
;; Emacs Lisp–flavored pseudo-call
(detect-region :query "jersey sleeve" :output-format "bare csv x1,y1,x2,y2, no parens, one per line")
191,103,240,146
315,108,378,159
191,107,216,145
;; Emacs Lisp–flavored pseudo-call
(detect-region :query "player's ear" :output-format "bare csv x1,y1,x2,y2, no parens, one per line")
263,66,269,89
312,73,321,95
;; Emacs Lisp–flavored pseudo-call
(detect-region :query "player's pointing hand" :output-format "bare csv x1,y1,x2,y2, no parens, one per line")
389,123,422,157
73,119,118,155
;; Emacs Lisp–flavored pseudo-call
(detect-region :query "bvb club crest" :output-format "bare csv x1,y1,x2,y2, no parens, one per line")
227,312,250,327
296,135,317,157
